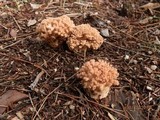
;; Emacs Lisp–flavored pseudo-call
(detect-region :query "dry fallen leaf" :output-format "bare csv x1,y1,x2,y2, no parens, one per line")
27,19,37,27
139,17,153,24
100,28,110,37
30,3,42,9
11,116,20,120
154,36,160,45
0,90,28,114
10,29,17,39
16,111,24,120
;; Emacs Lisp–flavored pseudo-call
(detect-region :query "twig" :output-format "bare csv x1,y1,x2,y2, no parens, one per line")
105,41,136,53
54,110,63,119
32,83,63,120
110,24,141,42
3,39,23,49
74,2,92,7
28,93,41,119
65,13,82,18
56,92,127,118
34,73,87,119
12,16,22,31
62,0,66,8
119,102,129,119
0,32,36,41
133,22,160,36
153,104,160,119
29,70,45,89
143,21,160,27
105,41,160,59
0,24,8,29
43,0,53,12
94,15,153,44
107,112,116,120
56,92,88,107
0,105,7,108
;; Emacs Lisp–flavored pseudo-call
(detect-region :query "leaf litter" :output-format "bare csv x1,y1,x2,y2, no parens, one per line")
0,0,160,119
0,90,28,114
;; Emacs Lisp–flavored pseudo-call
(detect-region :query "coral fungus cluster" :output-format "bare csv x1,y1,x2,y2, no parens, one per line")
36,15,119,100
77,59,119,100
36,15,103,51
36,15,75,48
67,24,103,52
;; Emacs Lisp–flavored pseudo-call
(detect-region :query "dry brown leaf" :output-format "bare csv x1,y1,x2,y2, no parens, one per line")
154,36,160,45
10,29,17,38
30,3,42,9
27,19,37,27
0,90,28,114
11,116,20,120
139,17,153,24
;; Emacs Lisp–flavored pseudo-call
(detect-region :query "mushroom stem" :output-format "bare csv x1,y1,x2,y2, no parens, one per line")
83,48,87,61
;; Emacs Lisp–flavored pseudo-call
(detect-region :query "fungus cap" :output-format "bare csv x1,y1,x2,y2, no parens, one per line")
77,59,119,99
67,24,104,52
36,15,75,48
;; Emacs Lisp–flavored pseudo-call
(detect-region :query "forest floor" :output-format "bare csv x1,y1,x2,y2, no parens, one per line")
0,0,160,120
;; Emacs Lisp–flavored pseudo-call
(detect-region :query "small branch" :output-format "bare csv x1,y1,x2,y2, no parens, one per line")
43,0,53,12
3,39,23,49
28,93,41,119
105,41,159,59
0,24,8,29
65,13,82,18
74,2,92,7
56,92,127,118
0,32,36,41
105,41,136,53
29,70,45,89
153,104,160,119
12,16,22,31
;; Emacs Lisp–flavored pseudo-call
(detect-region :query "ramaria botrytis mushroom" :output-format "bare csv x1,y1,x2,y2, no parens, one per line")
36,15,75,48
77,59,119,100
67,24,104,52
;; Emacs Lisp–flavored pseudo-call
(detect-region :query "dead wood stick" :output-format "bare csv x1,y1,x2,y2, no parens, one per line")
3,39,23,49
29,70,45,89
0,32,36,41
28,93,41,119
12,16,22,31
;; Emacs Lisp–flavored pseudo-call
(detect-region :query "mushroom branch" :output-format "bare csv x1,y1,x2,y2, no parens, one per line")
36,16,104,52
77,59,119,100
67,24,104,52
36,15,75,48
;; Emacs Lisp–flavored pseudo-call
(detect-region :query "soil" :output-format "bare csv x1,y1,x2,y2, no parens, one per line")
0,0,160,120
